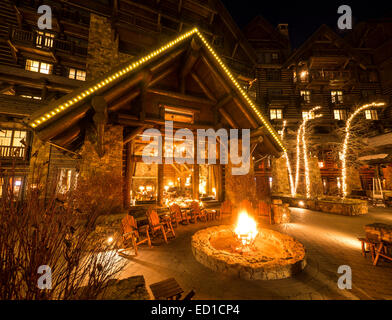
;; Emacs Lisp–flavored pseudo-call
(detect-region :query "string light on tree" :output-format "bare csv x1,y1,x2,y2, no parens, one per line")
301,106,322,199
341,102,385,197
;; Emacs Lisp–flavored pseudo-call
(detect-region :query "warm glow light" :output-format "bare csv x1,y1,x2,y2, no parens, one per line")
107,237,113,244
298,201,305,207
234,211,258,246
341,102,385,197
299,106,321,198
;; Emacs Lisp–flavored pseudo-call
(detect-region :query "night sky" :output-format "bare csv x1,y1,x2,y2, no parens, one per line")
221,0,392,48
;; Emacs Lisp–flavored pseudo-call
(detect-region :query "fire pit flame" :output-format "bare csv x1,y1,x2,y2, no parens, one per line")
234,211,258,250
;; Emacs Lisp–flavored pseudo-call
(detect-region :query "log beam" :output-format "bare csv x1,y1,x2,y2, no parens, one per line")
147,88,215,105
190,72,216,102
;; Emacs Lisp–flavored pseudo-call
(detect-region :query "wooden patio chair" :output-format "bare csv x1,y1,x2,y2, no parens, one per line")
373,240,392,266
169,203,189,227
120,214,151,256
220,200,232,218
146,209,175,244
190,201,207,223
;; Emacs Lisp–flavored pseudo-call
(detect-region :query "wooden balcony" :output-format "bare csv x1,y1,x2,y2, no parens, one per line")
10,28,88,57
0,146,26,160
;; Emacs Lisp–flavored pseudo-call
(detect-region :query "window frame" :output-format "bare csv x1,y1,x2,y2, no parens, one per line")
69,68,87,81
331,90,343,104
300,90,311,103
25,59,53,74
269,108,283,120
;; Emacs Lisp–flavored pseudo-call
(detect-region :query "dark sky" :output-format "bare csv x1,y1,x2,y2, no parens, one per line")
221,0,392,48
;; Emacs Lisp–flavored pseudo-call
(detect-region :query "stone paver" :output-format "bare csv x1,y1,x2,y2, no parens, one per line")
119,207,392,300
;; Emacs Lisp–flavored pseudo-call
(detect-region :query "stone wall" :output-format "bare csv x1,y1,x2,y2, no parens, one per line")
86,14,133,80
308,156,323,198
78,124,124,212
28,135,51,193
271,156,290,195
225,149,256,210
346,166,362,194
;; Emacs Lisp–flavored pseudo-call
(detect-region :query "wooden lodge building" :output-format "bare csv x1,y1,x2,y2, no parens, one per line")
0,0,391,205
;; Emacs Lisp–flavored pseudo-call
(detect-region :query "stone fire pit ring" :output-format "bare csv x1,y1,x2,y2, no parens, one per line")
191,225,306,280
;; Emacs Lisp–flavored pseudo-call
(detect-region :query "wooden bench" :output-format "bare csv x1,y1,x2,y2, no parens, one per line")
149,278,184,300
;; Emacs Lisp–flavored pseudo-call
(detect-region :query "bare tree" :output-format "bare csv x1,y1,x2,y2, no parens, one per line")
0,164,126,300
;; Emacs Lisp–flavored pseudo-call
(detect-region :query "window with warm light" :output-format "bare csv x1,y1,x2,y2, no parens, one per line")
365,109,378,120
331,91,343,104
20,95,42,100
69,68,86,81
25,59,53,74
0,130,27,159
36,31,55,48
334,109,347,120
299,70,308,82
270,108,283,120
302,111,314,120
300,90,311,103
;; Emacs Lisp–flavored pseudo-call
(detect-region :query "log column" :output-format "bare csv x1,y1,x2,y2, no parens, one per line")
193,163,200,200
158,163,164,206
124,141,134,208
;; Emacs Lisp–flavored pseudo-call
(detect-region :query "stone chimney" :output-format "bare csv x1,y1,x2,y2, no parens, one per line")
277,24,289,39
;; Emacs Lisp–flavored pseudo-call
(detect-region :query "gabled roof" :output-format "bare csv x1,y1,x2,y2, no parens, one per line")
243,15,289,49
26,28,285,154
283,24,365,68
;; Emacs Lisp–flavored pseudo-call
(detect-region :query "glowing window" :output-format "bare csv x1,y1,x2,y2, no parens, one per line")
331,91,343,104
36,31,55,48
270,108,283,120
334,109,347,120
300,90,311,103
25,59,52,74
365,109,378,120
302,111,315,120
69,68,86,81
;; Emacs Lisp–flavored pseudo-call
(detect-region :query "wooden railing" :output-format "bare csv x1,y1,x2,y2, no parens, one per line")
10,28,88,57
0,146,25,159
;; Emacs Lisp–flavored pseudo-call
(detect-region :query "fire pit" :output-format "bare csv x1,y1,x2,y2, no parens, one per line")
191,212,306,280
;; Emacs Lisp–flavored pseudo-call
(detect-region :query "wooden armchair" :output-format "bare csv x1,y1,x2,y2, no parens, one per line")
146,209,175,243
120,214,151,256
190,201,207,223
169,203,189,227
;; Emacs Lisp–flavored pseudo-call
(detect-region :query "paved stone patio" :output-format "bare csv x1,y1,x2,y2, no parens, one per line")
119,206,392,300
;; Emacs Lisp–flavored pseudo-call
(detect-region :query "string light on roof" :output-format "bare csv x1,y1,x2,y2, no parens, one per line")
28,27,285,152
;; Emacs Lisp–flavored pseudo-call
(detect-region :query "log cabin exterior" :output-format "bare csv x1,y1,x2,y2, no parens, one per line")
0,0,391,202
